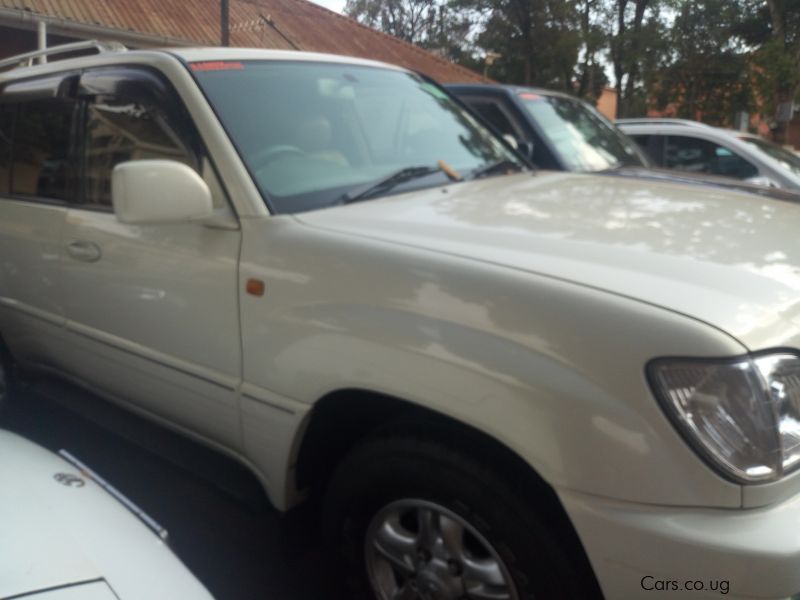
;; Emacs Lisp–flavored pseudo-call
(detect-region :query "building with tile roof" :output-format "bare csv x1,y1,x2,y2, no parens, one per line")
0,0,487,82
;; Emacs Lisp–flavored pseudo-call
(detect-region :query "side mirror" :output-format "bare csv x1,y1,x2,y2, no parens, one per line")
112,160,213,225
517,140,535,160
745,174,779,188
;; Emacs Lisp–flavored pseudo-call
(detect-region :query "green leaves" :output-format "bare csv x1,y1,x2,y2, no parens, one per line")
346,0,800,134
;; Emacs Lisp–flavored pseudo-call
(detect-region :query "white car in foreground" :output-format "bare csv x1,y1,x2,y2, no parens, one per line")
0,429,214,600
2,42,800,599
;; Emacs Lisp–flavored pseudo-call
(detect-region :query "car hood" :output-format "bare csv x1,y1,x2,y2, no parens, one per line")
0,430,212,600
603,165,800,203
297,170,800,351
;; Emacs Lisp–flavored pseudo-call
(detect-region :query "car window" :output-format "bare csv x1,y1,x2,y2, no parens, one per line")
11,98,76,201
193,61,520,214
470,100,520,138
518,93,645,171
628,134,651,155
665,135,758,179
628,134,666,165
739,135,800,177
83,96,195,208
79,70,230,212
0,105,12,195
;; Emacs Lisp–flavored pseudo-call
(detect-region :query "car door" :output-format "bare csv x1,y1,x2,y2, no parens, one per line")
57,67,242,449
0,75,77,368
458,93,559,169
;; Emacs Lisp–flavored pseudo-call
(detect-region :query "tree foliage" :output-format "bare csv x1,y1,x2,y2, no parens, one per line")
737,0,800,140
345,0,800,133
654,0,753,124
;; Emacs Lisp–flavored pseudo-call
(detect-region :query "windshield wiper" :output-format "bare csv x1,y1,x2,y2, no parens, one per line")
471,159,523,180
339,165,442,205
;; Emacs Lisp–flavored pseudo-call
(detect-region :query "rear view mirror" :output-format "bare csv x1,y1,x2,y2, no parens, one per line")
112,160,213,225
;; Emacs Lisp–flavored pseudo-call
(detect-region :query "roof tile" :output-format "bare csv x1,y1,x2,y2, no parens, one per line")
0,0,487,82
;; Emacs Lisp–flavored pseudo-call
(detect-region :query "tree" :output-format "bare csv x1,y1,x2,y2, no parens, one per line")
345,0,480,64
738,0,800,142
607,0,668,117
654,0,753,125
345,0,438,44
575,0,609,101
465,0,581,89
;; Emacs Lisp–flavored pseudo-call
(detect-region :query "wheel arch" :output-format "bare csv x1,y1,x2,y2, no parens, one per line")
292,387,602,594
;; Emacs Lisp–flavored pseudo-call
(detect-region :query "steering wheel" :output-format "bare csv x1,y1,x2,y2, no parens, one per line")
249,145,305,171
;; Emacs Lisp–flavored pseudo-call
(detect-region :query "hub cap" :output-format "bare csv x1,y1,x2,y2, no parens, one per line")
365,499,519,600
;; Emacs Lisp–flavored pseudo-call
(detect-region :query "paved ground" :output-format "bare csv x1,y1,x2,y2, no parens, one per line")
1,375,346,600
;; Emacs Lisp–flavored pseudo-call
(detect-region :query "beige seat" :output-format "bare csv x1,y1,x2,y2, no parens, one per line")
293,115,348,166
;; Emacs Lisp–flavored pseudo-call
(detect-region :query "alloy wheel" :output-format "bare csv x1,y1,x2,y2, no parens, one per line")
365,499,520,600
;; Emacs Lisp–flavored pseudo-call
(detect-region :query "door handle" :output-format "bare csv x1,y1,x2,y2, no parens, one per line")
65,240,102,263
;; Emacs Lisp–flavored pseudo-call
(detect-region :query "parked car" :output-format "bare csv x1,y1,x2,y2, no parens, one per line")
449,84,800,202
447,83,648,171
0,428,214,599
5,42,800,599
618,117,800,191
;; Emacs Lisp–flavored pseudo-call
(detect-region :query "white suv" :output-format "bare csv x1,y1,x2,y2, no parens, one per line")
2,42,800,600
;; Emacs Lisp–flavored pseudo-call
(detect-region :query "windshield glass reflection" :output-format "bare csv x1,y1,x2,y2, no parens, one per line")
194,61,522,214
519,93,645,172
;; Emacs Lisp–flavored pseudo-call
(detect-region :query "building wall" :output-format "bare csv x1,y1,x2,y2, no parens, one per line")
596,87,617,120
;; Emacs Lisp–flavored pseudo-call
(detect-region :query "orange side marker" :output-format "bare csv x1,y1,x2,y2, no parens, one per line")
246,278,265,297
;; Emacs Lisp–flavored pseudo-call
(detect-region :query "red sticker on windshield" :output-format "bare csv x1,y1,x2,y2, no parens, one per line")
190,61,245,72
518,92,541,101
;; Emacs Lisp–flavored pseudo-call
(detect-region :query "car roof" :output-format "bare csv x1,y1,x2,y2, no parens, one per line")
445,83,578,101
615,118,713,129
617,120,743,139
0,45,406,84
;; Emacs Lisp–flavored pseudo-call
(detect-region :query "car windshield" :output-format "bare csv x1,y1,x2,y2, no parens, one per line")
738,135,800,177
193,60,523,214
518,92,645,171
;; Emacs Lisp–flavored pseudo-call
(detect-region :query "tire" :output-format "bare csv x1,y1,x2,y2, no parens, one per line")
323,435,602,600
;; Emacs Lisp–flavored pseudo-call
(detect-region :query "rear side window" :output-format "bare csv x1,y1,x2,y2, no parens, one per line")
628,134,664,165
629,134,651,154
665,135,758,179
12,98,76,201
84,96,195,207
0,105,12,195
470,101,520,138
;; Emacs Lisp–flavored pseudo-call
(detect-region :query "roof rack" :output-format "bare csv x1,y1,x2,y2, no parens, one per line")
615,118,711,129
0,40,127,71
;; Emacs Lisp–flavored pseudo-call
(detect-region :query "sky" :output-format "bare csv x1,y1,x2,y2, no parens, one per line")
309,0,346,13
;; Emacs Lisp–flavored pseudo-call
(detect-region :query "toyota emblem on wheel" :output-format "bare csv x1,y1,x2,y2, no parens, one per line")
53,473,85,488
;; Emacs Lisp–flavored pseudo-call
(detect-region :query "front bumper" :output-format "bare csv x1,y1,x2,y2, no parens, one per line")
560,488,800,600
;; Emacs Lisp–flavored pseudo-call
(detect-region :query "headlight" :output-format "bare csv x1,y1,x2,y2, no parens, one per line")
648,352,800,483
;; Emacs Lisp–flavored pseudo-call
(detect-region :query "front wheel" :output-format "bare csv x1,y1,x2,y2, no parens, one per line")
324,436,601,600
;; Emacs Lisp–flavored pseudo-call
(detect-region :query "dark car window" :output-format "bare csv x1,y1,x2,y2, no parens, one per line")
629,134,650,153
739,135,800,177
0,105,12,195
628,134,665,165
11,98,76,201
665,135,758,179
470,101,520,138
